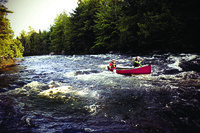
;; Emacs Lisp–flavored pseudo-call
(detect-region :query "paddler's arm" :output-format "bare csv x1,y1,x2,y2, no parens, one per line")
139,59,144,67
134,61,139,64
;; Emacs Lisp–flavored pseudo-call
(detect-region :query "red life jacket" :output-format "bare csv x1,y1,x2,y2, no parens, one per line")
109,63,116,69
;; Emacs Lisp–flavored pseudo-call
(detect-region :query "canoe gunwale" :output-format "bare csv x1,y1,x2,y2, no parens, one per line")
108,65,151,75
116,65,150,70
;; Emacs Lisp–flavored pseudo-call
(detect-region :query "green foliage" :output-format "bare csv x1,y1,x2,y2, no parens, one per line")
17,0,200,55
69,0,99,53
92,0,123,53
135,1,183,50
0,1,24,69
18,27,51,55
0,2,24,59
50,13,70,54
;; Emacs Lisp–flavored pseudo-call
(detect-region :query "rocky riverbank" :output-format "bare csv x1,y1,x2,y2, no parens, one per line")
0,58,20,70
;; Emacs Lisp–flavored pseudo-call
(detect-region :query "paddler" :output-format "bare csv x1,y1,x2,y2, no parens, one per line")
108,59,116,70
133,56,143,67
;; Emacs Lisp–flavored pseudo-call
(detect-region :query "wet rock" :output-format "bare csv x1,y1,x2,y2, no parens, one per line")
75,71,90,75
179,57,200,72
109,51,114,54
164,69,180,74
49,52,55,55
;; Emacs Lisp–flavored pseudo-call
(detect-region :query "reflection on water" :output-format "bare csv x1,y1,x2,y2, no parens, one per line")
0,54,200,132
0,66,25,92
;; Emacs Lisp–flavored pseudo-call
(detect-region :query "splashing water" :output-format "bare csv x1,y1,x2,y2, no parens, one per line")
0,53,200,132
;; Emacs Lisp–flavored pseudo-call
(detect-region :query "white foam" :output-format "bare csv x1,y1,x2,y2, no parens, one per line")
38,86,73,99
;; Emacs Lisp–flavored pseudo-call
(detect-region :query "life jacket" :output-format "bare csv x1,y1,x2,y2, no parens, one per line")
134,61,142,67
109,63,116,69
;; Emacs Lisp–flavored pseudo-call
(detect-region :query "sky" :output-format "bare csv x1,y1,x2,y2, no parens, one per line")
5,0,78,37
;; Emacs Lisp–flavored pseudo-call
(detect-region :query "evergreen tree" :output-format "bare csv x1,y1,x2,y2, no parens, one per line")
118,0,141,52
92,0,123,53
16,0,200,55
50,12,70,54
39,30,51,54
0,1,24,68
69,0,99,54
0,1,23,58
136,0,182,51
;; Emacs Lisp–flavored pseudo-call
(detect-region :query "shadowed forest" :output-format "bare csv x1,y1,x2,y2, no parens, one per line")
1,0,200,58
18,0,200,55
0,0,24,68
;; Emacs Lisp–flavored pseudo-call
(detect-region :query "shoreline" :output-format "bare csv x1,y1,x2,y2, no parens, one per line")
0,58,20,71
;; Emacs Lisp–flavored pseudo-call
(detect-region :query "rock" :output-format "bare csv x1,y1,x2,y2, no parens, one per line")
49,52,55,55
179,57,200,72
61,50,65,55
164,69,180,74
109,51,114,54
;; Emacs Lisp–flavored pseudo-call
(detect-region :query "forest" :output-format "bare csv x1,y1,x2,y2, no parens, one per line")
17,0,199,55
0,0,24,69
1,0,200,58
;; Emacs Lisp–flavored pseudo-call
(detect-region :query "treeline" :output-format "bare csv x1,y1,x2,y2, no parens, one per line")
0,1,24,68
18,0,200,55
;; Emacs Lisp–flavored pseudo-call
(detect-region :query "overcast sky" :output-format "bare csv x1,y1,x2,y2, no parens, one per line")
5,0,78,37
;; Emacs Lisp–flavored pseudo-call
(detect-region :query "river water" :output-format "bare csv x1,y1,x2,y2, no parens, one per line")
0,53,200,133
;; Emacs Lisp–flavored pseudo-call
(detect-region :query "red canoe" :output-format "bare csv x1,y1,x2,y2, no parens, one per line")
108,65,151,75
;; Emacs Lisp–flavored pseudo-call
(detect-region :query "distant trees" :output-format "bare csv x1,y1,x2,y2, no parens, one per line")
0,1,24,68
50,12,71,54
17,26,51,55
18,0,200,55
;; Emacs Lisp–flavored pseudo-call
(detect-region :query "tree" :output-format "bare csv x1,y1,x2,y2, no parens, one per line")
0,1,24,69
18,27,52,55
0,1,23,58
16,0,200,55
92,0,122,53
39,30,51,54
50,12,70,54
69,0,100,54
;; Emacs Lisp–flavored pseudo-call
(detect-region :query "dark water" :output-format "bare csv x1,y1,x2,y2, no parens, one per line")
0,53,200,133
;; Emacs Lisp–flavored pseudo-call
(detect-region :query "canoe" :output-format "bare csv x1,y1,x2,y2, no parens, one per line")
108,65,151,74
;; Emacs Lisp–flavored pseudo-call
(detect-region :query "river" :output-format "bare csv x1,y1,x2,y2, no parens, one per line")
0,53,200,133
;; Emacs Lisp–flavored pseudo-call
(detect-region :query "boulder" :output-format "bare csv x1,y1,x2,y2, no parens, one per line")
49,52,55,55
179,57,200,72
164,69,180,74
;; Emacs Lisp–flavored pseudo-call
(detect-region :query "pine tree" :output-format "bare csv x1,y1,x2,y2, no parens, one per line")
50,12,70,54
0,1,24,68
69,0,99,54
0,2,23,58
92,0,122,53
